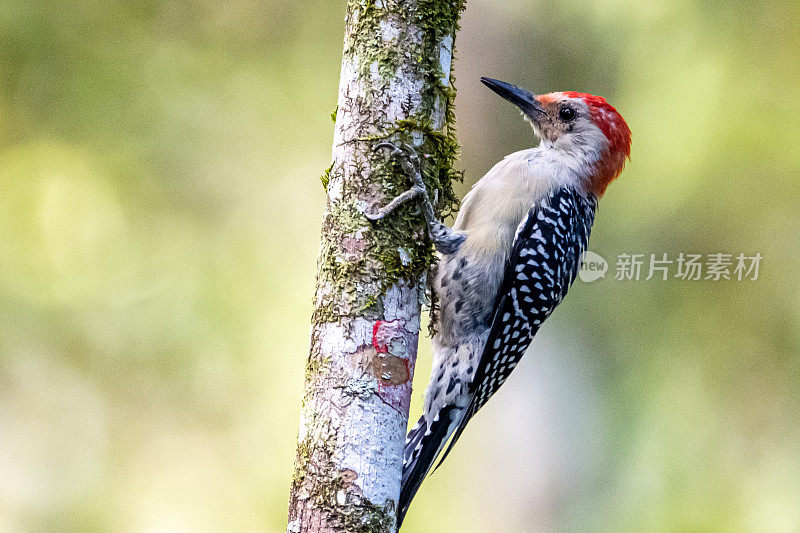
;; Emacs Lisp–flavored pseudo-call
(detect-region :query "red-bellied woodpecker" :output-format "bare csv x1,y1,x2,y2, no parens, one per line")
368,77,631,527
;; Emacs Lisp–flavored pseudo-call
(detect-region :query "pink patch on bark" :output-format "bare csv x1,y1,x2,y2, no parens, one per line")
370,318,416,414
372,320,390,354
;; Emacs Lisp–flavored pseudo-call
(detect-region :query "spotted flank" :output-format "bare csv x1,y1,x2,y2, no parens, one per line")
434,186,596,465
478,189,594,404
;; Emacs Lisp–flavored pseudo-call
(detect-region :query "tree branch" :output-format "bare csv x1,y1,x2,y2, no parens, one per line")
287,1,465,531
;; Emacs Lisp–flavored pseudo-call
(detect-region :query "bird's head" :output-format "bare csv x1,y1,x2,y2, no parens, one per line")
481,77,631,197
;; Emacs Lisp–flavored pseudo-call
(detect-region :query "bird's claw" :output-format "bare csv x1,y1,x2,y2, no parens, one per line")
367,140,464,255
365,185,424,222
374,141,420,168
364,210,386,222
374,141,402,155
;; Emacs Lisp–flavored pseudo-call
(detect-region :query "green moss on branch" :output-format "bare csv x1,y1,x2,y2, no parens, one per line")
313,0,465,324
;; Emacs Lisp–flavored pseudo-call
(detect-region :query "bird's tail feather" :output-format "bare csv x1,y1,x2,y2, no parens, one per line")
397,406,458,528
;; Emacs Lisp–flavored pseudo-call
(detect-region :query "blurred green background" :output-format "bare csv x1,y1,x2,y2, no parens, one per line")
1,0,799,531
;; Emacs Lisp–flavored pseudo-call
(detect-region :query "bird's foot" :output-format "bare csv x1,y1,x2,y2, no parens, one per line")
366,141,466,255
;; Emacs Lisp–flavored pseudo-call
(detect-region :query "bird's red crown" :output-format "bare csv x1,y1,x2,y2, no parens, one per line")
563,92,631,196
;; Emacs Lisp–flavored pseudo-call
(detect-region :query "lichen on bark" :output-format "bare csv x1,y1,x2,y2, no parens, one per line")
288,1,465,531
313,0,464,323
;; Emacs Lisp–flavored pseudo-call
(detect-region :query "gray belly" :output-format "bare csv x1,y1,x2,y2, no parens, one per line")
432,248,507,348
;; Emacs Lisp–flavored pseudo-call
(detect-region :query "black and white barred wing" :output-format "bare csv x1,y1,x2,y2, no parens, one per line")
438,187,596,463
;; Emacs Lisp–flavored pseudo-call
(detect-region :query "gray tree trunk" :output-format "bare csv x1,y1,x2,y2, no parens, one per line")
287,1,465,531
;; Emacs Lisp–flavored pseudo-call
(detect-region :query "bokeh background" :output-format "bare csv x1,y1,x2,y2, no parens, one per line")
1,0,799,531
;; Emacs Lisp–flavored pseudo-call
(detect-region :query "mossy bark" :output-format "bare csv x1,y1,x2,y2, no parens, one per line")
287,1,465,531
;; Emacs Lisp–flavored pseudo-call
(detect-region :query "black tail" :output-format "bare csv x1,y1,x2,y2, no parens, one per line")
397,406,457,529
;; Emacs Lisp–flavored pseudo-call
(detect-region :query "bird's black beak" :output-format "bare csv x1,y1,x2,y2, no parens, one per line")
481,77,546,120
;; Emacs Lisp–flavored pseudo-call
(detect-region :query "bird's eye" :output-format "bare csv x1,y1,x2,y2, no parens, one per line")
559,106,576,121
